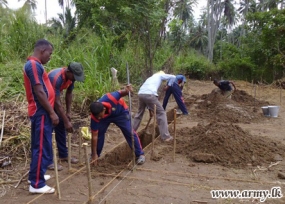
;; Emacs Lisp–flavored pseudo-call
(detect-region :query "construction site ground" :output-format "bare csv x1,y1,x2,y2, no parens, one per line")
1,80,285,204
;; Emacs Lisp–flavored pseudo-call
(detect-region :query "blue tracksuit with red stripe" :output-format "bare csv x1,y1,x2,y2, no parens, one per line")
90,91,144,157
48,68,74,161
23,56,55,189
163,75,188,114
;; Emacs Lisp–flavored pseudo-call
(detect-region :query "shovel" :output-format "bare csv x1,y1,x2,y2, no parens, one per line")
142,116,152,135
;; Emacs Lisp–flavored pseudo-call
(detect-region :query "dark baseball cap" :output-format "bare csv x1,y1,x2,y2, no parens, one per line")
68,62,85,82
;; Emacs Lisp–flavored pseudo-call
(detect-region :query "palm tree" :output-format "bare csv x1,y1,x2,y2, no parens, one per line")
0,0,7,7
257,0,280,11
58,0,73,24
206,0,236,62
49,7,76,38
238,0,257,39
189,24,208,53
173,0,198,31
18,0,37,11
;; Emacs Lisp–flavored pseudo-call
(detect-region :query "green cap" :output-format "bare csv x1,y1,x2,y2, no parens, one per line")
68,62,85,82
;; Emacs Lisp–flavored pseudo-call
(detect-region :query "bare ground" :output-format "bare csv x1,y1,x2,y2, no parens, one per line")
1,80,285,204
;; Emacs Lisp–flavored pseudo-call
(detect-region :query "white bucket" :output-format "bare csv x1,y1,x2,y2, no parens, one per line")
261,106,269,116
268,106,280,118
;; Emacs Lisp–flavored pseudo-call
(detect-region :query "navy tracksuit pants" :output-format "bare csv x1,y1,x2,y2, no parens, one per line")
96,113,144,158
162,83,188,114
48,117,68,165
29,114,53,188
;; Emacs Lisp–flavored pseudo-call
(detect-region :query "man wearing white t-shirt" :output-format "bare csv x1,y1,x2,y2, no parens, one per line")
133,71,175,142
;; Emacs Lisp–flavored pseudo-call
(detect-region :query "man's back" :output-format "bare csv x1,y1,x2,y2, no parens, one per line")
138,73,175,96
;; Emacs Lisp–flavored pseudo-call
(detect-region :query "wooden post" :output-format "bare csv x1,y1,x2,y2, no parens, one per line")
79,128,82,164
83,143,93,204
280,86,282,107
126,63,136,168
0,110,5,148
68,133,71,171
151,105,156,157
52,133,61,199
251,80,253,96
173,109,177,162
254,85,256,109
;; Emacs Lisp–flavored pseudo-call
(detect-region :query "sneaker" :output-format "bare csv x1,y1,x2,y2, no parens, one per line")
29,185,55,194
136,155,145,165
163,136,173,142
47,163,63,171
28,175,51,184
59,157,79,164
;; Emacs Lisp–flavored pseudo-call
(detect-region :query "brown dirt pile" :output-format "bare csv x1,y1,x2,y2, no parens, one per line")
194,90,269,123
176,122,285,168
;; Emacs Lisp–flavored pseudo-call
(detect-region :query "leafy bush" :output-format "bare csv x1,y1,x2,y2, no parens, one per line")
174,51,216,80
217,57,256,81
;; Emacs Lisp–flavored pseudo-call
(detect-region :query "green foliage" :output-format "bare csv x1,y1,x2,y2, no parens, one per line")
0,62,25,100
174,51,216,79
0,7,46,62
217,57,256,80
44,30,116,102
243,9,285,81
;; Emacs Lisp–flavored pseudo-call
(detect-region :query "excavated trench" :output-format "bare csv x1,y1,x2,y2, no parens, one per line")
101,108,177,165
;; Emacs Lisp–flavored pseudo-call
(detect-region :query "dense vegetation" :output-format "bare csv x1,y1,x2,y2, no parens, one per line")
1,0,285,104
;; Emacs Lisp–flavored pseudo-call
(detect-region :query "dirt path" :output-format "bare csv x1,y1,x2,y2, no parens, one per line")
1,79,285,204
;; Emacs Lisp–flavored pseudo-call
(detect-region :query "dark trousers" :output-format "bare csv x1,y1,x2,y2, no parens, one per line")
48,117,68,165
29,114,53,188
96,113,144,158
163,83,188,114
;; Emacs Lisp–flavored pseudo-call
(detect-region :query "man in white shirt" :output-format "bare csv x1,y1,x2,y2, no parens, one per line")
133,71,175,142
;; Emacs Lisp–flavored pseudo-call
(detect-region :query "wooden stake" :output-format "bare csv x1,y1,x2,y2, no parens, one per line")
83,143,93,204
251,80,253,96
280,86,282,107
52,132,61,199
68,132,71,171
0,110,5,148
14,170,29,188
173,109,177,162
151,104,156,157
126,63,136,168
254,85,256,109
79,128,82,164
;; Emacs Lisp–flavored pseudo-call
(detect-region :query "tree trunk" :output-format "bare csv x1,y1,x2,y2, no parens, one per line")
207,0,212,61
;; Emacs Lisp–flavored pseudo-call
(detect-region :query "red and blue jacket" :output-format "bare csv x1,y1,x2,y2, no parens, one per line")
23,56,55,117
48,68,74,96
91,91,129,132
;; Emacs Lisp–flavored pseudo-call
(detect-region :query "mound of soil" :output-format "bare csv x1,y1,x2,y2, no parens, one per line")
176,122,285,168
194,90,269,123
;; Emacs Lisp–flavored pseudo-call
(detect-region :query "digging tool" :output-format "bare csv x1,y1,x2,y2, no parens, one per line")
126,62,136,168
142,109,153,135
143,116,152,135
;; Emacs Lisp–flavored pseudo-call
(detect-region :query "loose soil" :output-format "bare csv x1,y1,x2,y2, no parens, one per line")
1,80,285,204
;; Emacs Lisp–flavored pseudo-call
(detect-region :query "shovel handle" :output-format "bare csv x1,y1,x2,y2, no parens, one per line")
144,117,152,130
